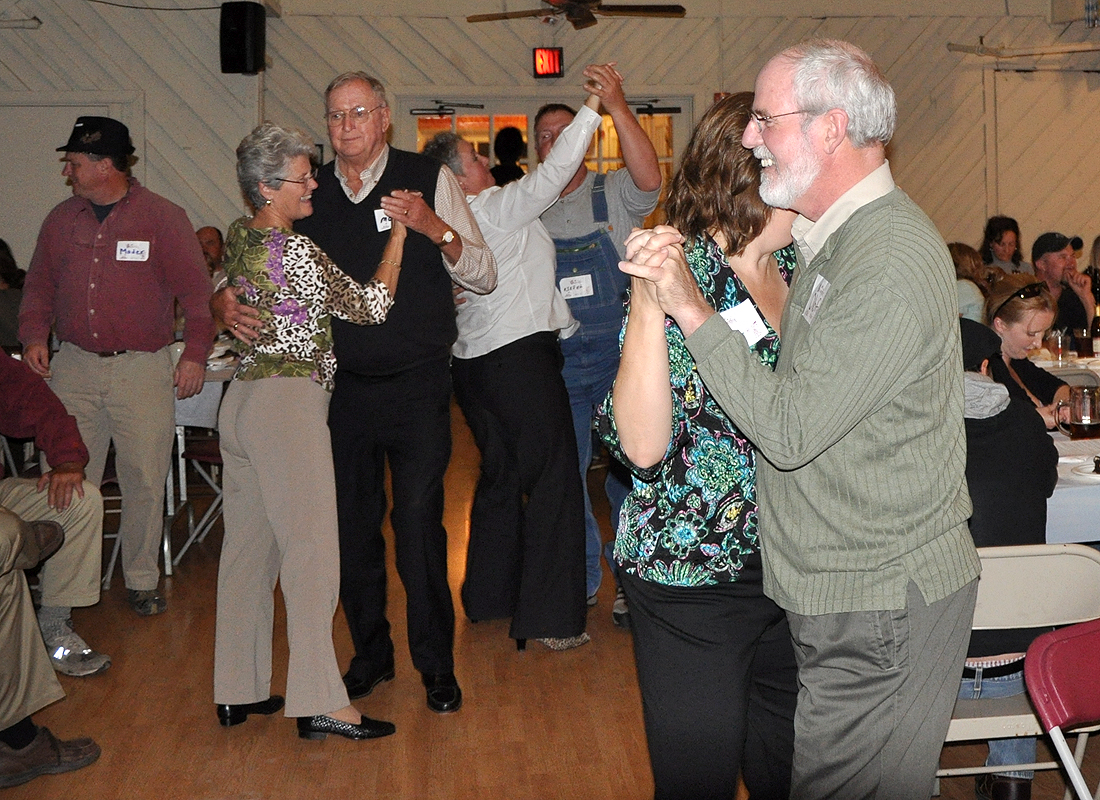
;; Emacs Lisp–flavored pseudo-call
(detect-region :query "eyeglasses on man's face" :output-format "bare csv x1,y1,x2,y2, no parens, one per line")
279,167,318,185
749,109,812,132
325,103,385,127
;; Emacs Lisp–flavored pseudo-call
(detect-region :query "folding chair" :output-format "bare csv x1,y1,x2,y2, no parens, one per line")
171,430,223,566
937,544,1100,798
1026,618,1100,800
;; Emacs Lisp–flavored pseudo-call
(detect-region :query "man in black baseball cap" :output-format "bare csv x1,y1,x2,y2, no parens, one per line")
1032,230,1093,332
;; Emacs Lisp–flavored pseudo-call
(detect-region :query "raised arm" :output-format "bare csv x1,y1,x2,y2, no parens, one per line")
585,63,662,193
612,275,673,468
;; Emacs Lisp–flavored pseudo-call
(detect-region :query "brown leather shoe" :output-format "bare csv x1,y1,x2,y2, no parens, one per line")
12,521,65,571
975,773,1032,800
0,726,100,788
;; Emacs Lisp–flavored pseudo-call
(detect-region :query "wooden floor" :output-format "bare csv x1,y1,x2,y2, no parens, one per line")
12,404,1100,799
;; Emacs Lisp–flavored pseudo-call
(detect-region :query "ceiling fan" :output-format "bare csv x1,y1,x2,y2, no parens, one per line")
467,0,686,31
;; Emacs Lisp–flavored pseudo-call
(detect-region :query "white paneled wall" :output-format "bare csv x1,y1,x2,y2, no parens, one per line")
3,3,1100,263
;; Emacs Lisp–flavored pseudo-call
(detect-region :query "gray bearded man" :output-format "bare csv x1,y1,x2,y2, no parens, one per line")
620,39,979,799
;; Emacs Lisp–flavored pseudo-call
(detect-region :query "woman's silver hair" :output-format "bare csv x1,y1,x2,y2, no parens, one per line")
324,71,388,110
780,38,896,148
236,122,316,210
421,132,466,176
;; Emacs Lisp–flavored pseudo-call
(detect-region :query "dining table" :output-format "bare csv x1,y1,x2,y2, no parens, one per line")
1048,431,1100,544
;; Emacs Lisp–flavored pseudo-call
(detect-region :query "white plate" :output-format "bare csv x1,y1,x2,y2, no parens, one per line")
1071,463,1100,479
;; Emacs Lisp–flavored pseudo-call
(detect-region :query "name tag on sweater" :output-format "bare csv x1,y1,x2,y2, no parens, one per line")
116,241,149,261
802,274,831,324
374,208,392,232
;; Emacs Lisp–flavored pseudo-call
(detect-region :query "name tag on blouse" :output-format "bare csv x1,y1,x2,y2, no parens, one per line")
720,299,767,347
116,241,150,261
559,274,594,300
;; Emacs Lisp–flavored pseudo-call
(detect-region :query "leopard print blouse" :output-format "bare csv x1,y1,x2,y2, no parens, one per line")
222,218,393,391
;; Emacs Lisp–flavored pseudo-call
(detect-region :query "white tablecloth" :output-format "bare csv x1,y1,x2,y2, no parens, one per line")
1048,432,1100,544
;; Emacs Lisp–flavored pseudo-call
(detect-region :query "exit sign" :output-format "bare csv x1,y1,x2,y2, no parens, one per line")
533,47,564,79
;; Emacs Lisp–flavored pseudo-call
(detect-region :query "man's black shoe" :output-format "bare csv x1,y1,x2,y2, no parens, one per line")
342,663,395,701
422,672,462,714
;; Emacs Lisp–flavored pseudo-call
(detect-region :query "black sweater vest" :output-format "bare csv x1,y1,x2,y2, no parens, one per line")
296,149,456,377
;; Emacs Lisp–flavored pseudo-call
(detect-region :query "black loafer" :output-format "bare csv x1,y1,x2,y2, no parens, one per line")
342,662,395,701
296,714,395,741
216,695,285,727
422,672,462,714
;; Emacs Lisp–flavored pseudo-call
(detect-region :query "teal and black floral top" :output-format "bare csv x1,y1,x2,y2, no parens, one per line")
223,218,393,391
595,235,795,587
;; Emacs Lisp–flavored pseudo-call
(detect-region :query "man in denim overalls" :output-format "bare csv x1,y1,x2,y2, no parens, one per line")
535,69,662,620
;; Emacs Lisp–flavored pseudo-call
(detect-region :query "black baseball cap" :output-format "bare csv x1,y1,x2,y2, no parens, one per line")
1031,232,1075,264
56,116,135,157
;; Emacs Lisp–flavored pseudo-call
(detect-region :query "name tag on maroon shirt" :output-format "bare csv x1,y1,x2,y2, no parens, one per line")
116,240,150,261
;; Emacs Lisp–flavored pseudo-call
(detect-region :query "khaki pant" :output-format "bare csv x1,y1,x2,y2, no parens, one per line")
0,507,65,728
0,479,102,608
214,378,349,718
49,343,174,591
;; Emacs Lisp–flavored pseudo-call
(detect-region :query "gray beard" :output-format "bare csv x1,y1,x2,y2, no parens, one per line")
757,143,820,210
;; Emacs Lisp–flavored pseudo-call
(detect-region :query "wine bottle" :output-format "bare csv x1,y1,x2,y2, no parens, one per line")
1091,303,1100,355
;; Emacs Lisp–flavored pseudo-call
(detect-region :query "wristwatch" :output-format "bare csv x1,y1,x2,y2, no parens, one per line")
439,228,457,246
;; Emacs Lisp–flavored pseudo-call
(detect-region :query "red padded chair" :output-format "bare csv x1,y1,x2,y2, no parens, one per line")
1025,617,1100,800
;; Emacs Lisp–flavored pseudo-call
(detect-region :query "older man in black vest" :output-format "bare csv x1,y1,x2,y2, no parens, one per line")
216,73,495,715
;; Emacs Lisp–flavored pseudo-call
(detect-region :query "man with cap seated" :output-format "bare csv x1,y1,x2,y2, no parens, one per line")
19,116,214,616
1032,231,1092,332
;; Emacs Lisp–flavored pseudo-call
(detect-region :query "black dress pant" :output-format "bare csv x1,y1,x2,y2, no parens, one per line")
329,357,455,678
451,332,586,640
622,553,797,800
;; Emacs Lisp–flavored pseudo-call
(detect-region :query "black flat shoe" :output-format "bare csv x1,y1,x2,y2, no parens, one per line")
296,714,395,741
342,662,395,701
216,695,284,727
422,672,462,714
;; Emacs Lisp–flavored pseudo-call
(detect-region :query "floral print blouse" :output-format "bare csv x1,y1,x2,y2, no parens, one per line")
596,236,796,587
223,218,393,391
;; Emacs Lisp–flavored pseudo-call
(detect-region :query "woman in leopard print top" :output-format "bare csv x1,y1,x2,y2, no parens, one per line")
214,123,403,742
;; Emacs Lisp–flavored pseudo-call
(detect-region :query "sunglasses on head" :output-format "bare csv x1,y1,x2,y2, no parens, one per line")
990,282,1045,321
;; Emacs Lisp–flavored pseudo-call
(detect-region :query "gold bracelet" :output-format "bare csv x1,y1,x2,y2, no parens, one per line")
381,259,401,268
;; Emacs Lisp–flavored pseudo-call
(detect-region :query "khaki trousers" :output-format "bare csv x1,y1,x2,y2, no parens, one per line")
49,343,174,591
213,378,349,718
0,507,65,728
0,479,102,607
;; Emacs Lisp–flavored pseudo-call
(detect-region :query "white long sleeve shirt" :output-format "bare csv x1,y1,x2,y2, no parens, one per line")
452,105,602,360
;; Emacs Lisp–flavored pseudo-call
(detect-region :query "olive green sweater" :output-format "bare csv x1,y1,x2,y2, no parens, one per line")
687,188,980,615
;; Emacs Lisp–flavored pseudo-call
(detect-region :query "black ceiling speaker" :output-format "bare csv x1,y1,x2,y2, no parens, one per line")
220,1,265,75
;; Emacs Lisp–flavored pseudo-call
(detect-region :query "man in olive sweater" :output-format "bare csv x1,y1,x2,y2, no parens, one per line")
621,39,980,799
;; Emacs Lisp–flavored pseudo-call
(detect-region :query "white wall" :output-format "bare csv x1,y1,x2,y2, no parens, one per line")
2,0,1100,266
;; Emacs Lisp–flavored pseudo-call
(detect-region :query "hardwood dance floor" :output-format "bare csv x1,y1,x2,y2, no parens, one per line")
11,404,1099,799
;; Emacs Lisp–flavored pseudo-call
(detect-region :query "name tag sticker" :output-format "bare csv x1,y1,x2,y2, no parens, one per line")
116,240,149,261
720,299,768,347
802,274,831,324
374,208,392,232
559,274,594,300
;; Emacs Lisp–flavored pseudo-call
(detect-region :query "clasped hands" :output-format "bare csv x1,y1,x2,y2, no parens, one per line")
619,226,715,337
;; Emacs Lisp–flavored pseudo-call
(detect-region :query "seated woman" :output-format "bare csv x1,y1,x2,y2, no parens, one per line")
595,92,798,800
214,122,403,741
981,215,1031,275
958,318,1059,800
949,241,986,322
984,273,1069,428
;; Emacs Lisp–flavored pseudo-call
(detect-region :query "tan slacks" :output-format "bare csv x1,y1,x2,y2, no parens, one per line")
0,479,103,608
0,507,65,728
48,343,174,591
213,378,349,718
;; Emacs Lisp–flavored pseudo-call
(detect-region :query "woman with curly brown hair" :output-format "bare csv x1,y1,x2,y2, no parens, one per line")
595,92,798,800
